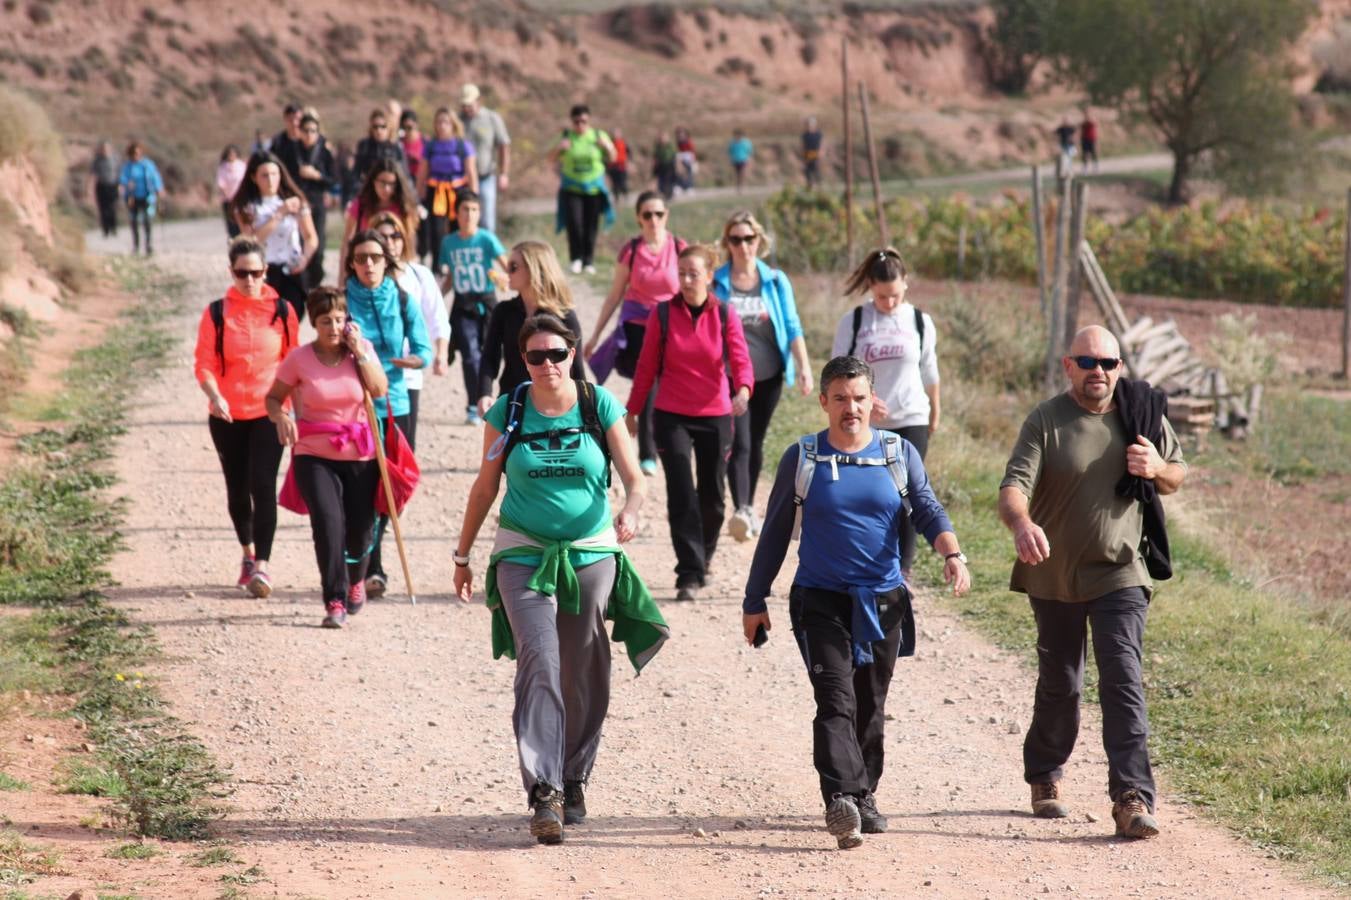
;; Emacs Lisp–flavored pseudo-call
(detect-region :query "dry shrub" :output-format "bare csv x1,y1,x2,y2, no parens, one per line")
1210,313,1290,393
0,85,64,197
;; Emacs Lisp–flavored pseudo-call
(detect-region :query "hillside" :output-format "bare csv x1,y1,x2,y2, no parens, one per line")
3,0,1350,211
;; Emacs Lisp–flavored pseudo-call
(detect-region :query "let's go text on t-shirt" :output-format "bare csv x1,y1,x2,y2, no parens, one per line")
438,230,506,295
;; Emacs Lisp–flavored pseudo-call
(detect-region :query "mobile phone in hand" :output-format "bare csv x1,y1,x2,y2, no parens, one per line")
753,624,768,648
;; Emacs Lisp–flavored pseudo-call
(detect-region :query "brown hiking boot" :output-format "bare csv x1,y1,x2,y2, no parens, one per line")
1030,781,1070,818
1111,789,1159,839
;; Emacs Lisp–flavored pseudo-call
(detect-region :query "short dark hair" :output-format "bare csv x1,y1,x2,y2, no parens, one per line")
517,313,578,354
454,189,480,210
283,102,302,116
227,236,264,264
569,104,590,119
299,114,319,130
819,356,874,395
306,286,346,322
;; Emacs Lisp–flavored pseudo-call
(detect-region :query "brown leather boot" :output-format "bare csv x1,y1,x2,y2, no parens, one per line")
1112,789,1159,838
1030,781,1070,818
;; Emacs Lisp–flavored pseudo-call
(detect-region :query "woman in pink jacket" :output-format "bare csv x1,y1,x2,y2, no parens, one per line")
625,243,753,601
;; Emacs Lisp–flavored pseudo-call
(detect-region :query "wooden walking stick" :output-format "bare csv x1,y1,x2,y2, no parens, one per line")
361,385,417,605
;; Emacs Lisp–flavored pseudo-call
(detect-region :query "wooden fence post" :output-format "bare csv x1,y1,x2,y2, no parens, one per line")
1063,179,1088,350
858,82,888,247
1031,166,1047,321
1044,170,1072,391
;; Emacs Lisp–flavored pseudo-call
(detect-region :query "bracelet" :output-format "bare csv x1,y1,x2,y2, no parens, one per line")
452,552,471,567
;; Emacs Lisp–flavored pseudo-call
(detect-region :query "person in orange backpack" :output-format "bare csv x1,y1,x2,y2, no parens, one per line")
194,236,300,598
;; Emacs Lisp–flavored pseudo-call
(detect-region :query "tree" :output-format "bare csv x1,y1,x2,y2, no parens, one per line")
981,0,1048,95
1041,0,1313,204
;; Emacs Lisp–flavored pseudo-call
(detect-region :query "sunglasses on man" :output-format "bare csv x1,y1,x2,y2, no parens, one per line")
524,347,570,366
1071,355,1122,371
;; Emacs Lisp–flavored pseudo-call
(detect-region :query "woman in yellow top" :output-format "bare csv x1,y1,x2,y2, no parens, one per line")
548,104,615,275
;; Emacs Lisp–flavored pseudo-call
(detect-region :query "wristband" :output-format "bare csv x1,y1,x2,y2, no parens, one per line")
944,551,968,564
452,552,471,567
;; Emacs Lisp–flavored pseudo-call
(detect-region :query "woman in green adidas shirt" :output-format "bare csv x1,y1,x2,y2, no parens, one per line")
549,103,615,274
453,313,664,846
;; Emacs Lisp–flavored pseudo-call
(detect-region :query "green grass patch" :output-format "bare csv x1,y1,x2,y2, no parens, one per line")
219,864,266,886
1241,390,1351,485
0,774,28,793
189,846,241,867
0,259,229,842
105,842,157,860
0,830,62,887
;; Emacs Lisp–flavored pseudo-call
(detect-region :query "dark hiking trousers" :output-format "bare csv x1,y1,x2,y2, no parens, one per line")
207,415,284,561
885,425,929,572
96,183,119,236
1023,587,1156,811
790,584,907,806
562,190,604,266
293,455,379,605
367,412,410,582
728,373,784,509
653,410,731,588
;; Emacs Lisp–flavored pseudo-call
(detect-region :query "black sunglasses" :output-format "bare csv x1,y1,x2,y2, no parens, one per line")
232,267,266,279
1071,355,1122,371
524,347,570,366
640,210,667,221
726,234,757,246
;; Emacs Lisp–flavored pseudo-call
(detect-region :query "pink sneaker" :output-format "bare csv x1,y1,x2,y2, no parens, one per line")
247,569,272,599
236,557,256,590
346,581,366,615
321,601,347,629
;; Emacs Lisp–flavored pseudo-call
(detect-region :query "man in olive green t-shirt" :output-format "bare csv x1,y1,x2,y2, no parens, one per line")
998,325,1186,840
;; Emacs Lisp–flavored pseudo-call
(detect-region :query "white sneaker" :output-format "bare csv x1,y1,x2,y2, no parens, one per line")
584,264,597,275
747,507,761,537
570,259,583,274
728,506,753,543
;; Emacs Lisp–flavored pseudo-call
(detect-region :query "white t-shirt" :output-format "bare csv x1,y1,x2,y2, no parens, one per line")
397,262,449,391
251,195,302,270
831,301,939,429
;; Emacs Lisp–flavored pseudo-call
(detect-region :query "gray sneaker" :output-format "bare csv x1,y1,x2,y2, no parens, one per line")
825,793,864,849
728,506,754,543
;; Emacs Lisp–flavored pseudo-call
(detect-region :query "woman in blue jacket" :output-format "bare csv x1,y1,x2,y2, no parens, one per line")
119,141,164,256
712,210,813,543
342,229,433,597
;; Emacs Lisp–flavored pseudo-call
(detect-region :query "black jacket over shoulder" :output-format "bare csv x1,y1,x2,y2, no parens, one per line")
1114,378,1172,581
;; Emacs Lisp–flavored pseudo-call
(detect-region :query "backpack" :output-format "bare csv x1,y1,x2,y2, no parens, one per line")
846,304,925,358
209,296,290,376
622,234,686,268
654,296,731,376
497,379,612,487
791,429,910,541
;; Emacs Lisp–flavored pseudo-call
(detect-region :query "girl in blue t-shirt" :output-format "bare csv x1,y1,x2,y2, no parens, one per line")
437,190,508,425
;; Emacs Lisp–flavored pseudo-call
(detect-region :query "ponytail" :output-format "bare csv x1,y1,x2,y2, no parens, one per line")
843,246,908,296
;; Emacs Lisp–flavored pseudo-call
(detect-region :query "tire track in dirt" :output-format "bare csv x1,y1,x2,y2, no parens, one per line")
98,221,1335,898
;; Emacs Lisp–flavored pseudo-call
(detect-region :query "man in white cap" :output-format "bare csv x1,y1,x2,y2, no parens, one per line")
458,83,512,232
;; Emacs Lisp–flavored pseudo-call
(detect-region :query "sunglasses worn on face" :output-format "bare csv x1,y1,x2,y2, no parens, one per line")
232,268,266,279
1072,355,1122,371
640,210,667,221
507,261,521,273
378,231,402,242
727,234,757,246
525,347,570,366
353,252,385,265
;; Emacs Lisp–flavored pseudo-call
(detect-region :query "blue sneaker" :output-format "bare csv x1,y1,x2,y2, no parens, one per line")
640,459,658,476
466,406,483,426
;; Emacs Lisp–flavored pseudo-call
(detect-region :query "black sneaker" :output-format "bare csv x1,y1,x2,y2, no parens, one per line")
529,784,564,845
675,585,700,602
857,791,888,834
824,793,864,850
563,780,587,825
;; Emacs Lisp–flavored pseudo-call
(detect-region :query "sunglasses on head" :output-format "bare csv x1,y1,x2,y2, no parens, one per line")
640,210,667,221
1071,355,1122,371
524,347,570,366
726,234,757,246
232,267,266,279
352,252,384,265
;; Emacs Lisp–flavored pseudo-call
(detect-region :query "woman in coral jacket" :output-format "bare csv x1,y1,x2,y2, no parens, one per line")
625,243,753,602
193,236,300,599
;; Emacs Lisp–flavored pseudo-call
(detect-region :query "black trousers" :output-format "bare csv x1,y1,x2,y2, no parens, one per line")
1023,588,1156,812
886,426,929,571
96,183,119,236
607,167,628,201
368,412,411,580
266,263,307,324
728,373,784,509
562,190,604,265
616,321,657,461
304,200,326,288
790,584,907,806
222,202,240,239
404,389,420,451
653,410,731,587
128,198,153,253
421,186,456,264
207,416,284,561
293,455,379,604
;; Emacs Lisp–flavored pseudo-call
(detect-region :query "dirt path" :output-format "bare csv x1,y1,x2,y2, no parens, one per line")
87,221,1337,898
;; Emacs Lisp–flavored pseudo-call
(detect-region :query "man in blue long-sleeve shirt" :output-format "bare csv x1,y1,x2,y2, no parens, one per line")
742,355,971,850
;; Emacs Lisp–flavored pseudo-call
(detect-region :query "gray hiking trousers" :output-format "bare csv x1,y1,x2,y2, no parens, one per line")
496,557,615,797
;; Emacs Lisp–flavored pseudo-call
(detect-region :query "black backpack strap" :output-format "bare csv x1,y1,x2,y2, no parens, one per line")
272,296,291,353
500,381,532,459
576,380,612,487
848,304,863,357
624,236,642,266
913,306,924,354
210,298,226,375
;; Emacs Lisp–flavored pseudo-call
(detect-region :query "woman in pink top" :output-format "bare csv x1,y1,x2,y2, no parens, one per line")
625,243,753,601
216,145,246,239
266,287,389,630
583,191,686,472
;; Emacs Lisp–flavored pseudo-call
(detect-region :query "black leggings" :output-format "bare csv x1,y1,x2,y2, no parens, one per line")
96,184,119,237
368,412,411,580
266,263,307,324
887,425,929,571
207,416,285,561
293,455,380,604
562,190,605,265
653,410,732,588
728,373,785,509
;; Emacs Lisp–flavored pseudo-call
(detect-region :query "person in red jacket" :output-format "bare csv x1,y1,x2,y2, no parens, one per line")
626,243,753,601
193,237,300,598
